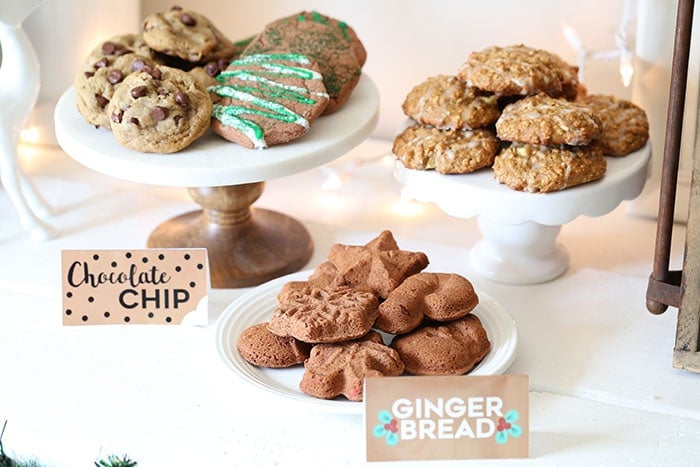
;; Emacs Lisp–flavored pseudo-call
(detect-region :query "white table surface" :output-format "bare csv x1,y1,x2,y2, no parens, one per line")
1,137,698,466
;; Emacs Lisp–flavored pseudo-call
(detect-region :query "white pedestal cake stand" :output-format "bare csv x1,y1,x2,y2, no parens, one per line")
54,75,379,288
394,144,651,284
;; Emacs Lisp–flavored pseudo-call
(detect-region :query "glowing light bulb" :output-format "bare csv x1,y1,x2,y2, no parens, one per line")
19,125,41,144
620,52,634,87
321,171,343,191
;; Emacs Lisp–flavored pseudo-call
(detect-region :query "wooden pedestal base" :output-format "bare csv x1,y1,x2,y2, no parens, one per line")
147,182,313,288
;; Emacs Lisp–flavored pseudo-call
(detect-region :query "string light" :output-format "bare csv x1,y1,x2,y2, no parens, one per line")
318,153,387,192
563,0,637,87
19,126,41,144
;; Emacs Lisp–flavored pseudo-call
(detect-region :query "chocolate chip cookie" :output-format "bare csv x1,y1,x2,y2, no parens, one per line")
84,33,159,67
75,54,158,128
142,6,238,64
107,65,212,153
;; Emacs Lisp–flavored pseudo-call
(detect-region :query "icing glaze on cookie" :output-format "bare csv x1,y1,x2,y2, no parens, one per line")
209,53,329,148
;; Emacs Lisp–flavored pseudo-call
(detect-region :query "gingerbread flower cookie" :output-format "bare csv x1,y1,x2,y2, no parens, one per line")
107,65,212,153
209,52,330,149
268,281,378,344
300,331,404,401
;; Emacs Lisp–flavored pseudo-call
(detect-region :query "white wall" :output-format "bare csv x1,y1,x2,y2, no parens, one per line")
142,0,635,140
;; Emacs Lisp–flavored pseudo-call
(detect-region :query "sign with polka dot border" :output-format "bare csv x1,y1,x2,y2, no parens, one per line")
61,249,209,326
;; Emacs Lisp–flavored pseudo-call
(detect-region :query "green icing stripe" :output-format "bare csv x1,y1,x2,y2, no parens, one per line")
311,11,329,24
210,53,327,149
234,53,311,66
338,21,350,40
212,104,265,149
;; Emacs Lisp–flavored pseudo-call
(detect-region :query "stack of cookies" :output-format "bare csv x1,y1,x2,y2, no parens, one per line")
236,230,492,402
393,44,650,193
74,7,366,153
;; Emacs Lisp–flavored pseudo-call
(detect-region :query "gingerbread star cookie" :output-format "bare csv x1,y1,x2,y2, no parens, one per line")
308,230,429,299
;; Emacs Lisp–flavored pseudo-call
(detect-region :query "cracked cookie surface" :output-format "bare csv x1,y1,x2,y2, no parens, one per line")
107,65,211,153
493,142,606,193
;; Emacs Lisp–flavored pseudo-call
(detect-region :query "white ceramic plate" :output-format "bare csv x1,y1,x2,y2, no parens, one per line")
215,270,518,414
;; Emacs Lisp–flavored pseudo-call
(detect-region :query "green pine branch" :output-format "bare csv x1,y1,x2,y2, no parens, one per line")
95,454,137,467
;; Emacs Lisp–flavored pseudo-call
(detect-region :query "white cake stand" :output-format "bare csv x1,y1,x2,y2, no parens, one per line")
54,74,379,288
394,143,651,284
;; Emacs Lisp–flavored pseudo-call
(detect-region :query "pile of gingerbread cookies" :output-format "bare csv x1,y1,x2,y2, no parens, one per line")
236,230,491,402
74,7,365,153
392,44,650,192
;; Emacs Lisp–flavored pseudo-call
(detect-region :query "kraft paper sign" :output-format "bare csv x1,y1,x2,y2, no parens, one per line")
61,249,209,326
365,374,529,462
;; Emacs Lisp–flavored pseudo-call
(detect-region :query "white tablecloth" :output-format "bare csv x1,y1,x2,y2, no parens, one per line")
1,138,697,466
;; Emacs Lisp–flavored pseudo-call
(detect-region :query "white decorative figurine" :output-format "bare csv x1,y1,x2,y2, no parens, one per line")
0,0,56,240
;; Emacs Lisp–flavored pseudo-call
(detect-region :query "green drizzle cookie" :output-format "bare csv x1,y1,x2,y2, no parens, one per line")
242,11,364,114
209,52,329,149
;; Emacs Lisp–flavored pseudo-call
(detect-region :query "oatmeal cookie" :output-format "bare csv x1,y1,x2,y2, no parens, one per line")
209,52,329,149
402,75,500,130
579,94,649,156
300,331,404,401
242,11,363,114
391,314,491,376
393,124,499,174
458,44,579,99
107,65,212,153
493,142,607,192
496,93,601,146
